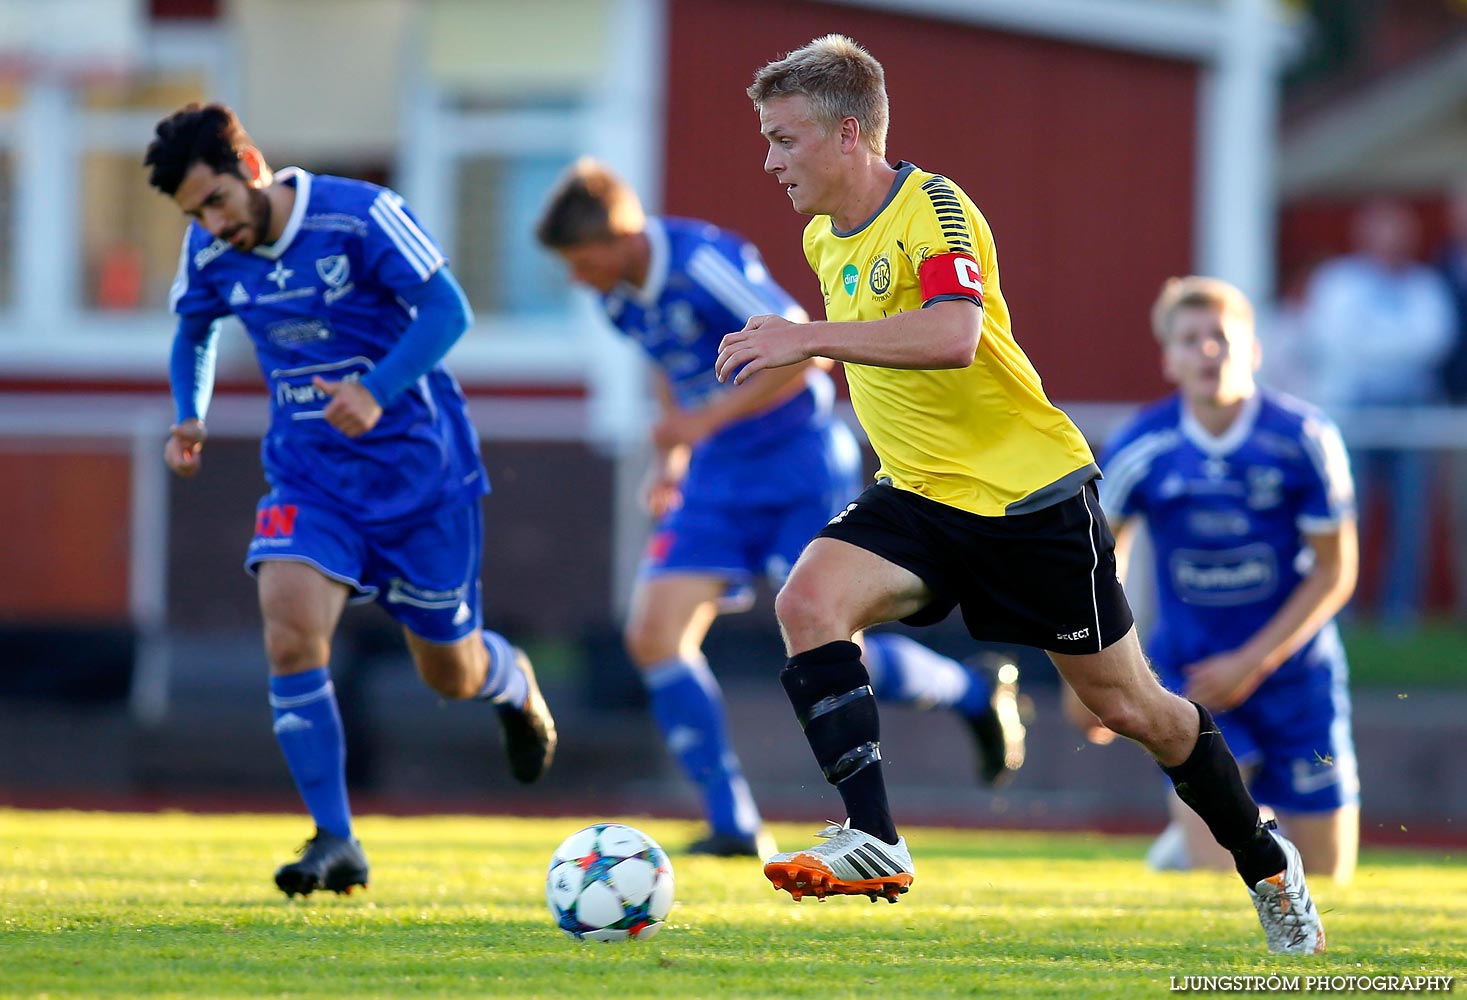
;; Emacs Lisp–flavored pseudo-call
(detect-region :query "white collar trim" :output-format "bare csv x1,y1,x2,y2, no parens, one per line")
252,167,311,260
1181,392,1260,457
626,217,668,305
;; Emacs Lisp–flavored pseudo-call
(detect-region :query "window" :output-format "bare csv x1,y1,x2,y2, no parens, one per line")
80,72,209,312
453,152,575,319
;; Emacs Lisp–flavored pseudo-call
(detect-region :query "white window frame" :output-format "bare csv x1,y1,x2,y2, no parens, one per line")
398,0,665,451
0,0,667,456
0,22,235,374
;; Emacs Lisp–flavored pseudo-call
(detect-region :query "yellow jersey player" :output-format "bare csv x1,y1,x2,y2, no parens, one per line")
716,35,1325,955
804,164,1094,517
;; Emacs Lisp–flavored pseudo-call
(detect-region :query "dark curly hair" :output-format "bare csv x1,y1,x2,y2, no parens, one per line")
144,102,254,196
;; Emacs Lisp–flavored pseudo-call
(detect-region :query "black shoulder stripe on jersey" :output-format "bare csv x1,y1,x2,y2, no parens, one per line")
923,177,974,249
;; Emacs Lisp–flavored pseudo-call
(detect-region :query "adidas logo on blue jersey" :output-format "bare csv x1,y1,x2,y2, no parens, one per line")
229,281,250,306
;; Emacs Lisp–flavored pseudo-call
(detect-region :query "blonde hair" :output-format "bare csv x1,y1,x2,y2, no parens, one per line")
747,34,888,157
1150,276,1254,343
534,157,646,249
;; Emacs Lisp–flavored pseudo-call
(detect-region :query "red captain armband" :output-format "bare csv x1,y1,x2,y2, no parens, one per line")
918,251,984,305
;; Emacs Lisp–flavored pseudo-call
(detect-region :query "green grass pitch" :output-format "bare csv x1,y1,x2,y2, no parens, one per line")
1,809,1462,998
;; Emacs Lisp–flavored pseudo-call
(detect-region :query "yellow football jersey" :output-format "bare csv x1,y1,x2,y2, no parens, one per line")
804,162,1097,517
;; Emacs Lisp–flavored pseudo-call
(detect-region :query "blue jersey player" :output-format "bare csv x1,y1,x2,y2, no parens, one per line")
1066,276,1360,884
536,159,1025,857
145,103,557,897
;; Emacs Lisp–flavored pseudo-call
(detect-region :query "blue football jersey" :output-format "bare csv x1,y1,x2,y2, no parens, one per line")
600,217,844,502
1100,389,1355,676
169,169,486,524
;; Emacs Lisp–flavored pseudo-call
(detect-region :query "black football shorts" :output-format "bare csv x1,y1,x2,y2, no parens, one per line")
817,479,1133,655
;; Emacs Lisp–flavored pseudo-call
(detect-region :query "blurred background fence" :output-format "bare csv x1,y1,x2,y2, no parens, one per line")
1,0,1464,842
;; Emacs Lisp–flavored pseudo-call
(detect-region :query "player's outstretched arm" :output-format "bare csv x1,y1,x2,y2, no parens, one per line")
715,299,978,384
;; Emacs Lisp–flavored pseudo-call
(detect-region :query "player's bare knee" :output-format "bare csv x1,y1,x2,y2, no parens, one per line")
263,620,328,673
773,577,842,642
622,618,676,669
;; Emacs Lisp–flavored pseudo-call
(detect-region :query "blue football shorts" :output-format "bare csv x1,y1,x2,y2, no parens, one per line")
244,492,483,643
640,486,854,612
1158,646,1360,814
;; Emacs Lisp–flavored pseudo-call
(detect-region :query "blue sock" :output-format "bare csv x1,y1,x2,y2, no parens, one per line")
475,629,529,707
269,667,352,840
644,655,760,838
862,633,992,717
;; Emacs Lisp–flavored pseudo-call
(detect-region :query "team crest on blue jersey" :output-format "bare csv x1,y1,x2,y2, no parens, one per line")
316,254,350,287
868,253,892,298
1246,465,1284,510
317,254,354,304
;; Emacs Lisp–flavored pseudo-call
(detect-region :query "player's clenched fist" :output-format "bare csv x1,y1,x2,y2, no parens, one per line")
715,313,811,384
165,418,206,477
313,376,383,438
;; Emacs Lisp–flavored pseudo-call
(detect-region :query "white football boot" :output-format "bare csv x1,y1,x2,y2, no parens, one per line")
763,819,913,903
1249,824,1326,954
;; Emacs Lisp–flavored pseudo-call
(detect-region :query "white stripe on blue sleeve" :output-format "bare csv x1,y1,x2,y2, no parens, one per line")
370,193,445,281
168,234,191,314
687,245,780,322
1099,429,1177,520
1299,415,1356,519
382,193,446,268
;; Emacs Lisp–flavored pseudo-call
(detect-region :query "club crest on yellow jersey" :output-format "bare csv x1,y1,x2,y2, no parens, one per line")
867,252,892,301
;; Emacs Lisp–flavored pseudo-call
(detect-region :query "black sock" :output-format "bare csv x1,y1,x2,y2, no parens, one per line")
1160,702,1285,887
781,641,898,844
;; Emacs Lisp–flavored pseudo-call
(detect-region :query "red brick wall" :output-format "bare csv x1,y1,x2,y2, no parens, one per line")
0,450,131,623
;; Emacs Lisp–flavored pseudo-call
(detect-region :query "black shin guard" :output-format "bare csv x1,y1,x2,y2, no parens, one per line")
1161,702,1286,886
781,641,897,844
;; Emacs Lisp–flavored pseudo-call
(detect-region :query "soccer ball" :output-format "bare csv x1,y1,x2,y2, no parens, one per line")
545,823,675,941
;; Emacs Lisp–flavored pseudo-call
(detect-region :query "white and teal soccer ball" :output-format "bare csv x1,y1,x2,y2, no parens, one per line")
546,823,675,941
